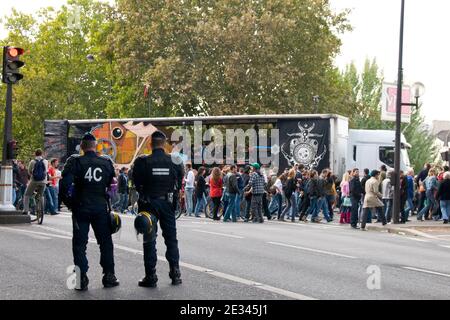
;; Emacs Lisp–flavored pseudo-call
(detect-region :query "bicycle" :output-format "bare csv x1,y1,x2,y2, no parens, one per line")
28,192,44,225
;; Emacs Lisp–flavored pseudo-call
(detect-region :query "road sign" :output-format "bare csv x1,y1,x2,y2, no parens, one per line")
380,83,412,123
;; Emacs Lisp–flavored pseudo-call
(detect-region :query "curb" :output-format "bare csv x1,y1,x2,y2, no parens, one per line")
366,225,439,240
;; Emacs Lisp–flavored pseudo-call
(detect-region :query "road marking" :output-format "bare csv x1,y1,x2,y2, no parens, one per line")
439,245,450,249
267,241,357,259
192,229,244,239
402,266,450,278
34,225,73,236
0,225,315,300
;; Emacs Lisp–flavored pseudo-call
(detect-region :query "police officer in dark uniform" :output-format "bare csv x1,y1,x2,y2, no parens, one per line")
61,133,119,291
132,130,184,287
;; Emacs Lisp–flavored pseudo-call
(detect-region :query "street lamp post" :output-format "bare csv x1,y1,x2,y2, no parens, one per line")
393,0,406,224
393,0,425,223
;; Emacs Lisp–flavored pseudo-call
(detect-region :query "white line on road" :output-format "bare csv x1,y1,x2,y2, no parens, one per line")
192,229,244,239
439,245,450,249
402,266,450,279
0,225,315,300
267,241,357,259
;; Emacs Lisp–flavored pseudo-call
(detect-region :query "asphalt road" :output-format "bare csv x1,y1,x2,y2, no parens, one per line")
1,211,450,300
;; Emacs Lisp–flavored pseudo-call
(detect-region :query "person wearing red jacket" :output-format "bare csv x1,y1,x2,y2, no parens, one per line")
209,167,223,221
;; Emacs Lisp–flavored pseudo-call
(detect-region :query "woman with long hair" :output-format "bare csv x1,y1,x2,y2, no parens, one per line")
418,168,438,221
280,168,297,222
209,167,223,221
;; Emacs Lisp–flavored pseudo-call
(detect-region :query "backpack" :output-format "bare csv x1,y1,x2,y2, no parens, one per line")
33,159,46,181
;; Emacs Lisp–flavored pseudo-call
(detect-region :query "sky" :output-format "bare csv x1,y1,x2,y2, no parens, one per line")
1,0,449,124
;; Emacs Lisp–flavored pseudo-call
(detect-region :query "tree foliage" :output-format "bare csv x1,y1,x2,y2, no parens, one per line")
342,58,438,172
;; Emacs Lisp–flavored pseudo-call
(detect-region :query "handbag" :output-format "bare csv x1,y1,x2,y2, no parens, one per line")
244,187,253,199
342,196,352,207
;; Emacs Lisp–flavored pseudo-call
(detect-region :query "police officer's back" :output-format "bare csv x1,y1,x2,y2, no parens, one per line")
133,130,183,287
61,133,119,291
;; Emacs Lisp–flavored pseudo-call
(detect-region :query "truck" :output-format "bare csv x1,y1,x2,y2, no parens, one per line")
44,114,411,178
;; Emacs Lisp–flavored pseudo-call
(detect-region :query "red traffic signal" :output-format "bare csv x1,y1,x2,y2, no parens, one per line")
7,47,24,58
2,46,25,84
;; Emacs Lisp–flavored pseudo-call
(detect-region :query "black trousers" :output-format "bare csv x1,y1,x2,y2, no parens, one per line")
139,198,180,275
72,210,114,275
299,195,310,220
350,196,361,227
211,196,221,219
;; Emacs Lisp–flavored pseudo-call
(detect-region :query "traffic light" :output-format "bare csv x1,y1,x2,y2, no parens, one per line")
6,140,18,160
2,46,25,84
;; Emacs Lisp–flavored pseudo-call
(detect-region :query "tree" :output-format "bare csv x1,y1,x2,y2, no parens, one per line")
108,0,352,117
342,58,438,172
0,0,115,159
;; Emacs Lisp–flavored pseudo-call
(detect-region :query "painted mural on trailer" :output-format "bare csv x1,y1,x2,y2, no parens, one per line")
45,120,177,168
278,119,330,172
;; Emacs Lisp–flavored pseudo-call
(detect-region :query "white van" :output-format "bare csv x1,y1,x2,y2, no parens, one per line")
347,129,412,172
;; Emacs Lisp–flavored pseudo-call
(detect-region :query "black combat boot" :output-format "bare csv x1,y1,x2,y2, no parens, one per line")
138,270,158,288
169,266,182,285
102,272,120,288
75,273,89,291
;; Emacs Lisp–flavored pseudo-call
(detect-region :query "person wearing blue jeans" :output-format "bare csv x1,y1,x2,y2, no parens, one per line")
184,164,195,216
194,167,207,217
437,172,450,224
223,165,239,222
417,170,438,221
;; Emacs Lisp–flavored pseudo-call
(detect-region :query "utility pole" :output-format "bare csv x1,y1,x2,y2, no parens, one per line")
393,0,405,224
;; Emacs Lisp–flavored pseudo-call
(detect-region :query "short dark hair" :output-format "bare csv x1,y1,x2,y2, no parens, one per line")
230,165,237,171
364,168,370,175
81,140,96,151
35,149,43,157
51,158,58,166
151,137,165,149
381,165,387,171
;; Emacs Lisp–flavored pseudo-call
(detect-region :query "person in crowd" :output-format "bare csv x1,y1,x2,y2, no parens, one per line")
324,169,336,220
23,149,48,215
223,165,239,222
361,170,386,230
280,169,297,222
221,166,231,214
404,169,415,219
242,165,252,222
115,167,129,214
416,163,431,212
349,168,363,229
381,170,394,223
417,168,438,221
14,160,29,209
298,170,311,222
248,163,266,223
399,170,408,223
47,158,61,215
307,170,320,222
339,172,351,224
437,171,450,224
272,173,285,220
234,167,245,220
360,168,371,221
209,167,223,221
194,166,207,217
311,169,332,223
184,163,195,216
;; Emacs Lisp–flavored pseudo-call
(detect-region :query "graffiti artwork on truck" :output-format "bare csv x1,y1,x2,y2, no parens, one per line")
281,122,327,170
77,121,173,167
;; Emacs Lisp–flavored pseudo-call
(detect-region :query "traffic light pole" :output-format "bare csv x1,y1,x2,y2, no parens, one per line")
0,83,30,223
2,83,12,165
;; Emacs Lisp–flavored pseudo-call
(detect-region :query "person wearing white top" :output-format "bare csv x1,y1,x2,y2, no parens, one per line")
184,164,195,216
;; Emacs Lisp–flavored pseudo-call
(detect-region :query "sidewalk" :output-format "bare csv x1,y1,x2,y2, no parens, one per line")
366,220,450,239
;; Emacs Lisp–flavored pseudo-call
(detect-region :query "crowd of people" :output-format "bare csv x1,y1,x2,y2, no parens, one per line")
13,149,450,228
179,162,450,229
